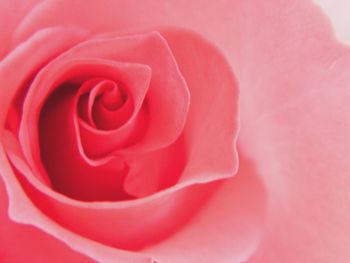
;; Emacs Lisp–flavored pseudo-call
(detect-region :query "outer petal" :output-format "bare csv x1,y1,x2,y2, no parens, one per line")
0,27,88,187
0,143,153,263
0,177,94,263
143,154,266,263
0,0,40,58
245,53,350,263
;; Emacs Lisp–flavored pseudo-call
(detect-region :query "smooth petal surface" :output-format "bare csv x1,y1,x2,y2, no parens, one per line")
245,53,350,263
0,176,94,263
126,28,240,197
160,29,239,185
0,0,40,58
143,154,266,263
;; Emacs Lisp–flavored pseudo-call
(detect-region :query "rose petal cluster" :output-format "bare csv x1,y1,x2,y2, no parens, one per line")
0,24,240,262
1,1,350,262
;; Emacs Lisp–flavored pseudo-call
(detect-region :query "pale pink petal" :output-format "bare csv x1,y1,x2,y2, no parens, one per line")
0,0,40,58
126,28,240,197
161,29,239,185
243,54,350,263
143,154,266,263
219,2,350,261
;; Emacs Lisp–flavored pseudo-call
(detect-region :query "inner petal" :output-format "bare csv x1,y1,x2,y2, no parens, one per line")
18,32,191,202
39,83,132,201
77,79,131,130
19,58,152,201
99,80,126,110
76,61,152,158
90,81,131,130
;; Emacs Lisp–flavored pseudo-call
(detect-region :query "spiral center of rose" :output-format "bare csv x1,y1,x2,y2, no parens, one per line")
12,32,192,202
77,79,130,130
4,30,238,207
99,81,125,110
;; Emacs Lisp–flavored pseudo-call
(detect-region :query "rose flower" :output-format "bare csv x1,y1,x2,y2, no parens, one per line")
1,0,350,262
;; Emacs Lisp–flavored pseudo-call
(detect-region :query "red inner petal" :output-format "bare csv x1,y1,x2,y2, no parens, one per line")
17,33,191,201
39,83,133,201
77,78,132,130
91,82,131,130
99,81,126,110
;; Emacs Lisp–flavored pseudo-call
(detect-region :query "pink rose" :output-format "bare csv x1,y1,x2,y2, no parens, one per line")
1,1,350,262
